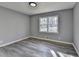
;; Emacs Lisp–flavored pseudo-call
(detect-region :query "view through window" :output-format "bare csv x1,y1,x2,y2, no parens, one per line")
39,15,58,33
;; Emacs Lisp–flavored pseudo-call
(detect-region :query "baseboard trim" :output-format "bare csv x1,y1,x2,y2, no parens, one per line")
72,43,79,56
30,36,79,55
0,36,78,56
0,36,29,47
29,36,73,48
30,36,73,45
0,36,79,56
0,36,73,47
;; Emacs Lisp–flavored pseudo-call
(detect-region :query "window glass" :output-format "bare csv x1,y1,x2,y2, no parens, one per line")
48,16,58,33
39,16,58,33
39,18,47,32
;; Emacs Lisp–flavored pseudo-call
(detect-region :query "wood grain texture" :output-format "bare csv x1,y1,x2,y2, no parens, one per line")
0,38,78,57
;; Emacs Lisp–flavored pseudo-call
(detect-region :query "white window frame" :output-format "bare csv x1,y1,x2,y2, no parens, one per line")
39,15,58,33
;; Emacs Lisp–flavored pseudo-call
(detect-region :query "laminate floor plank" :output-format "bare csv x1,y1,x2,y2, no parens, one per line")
0,38,78,57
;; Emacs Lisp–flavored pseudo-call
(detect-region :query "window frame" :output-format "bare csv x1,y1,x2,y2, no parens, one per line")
39,15,59,34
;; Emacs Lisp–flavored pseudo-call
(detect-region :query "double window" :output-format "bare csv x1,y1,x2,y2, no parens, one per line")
39,15,58,33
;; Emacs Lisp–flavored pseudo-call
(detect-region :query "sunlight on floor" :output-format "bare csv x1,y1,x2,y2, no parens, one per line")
50,49,75,57
50,49,57,57
57,51,74,57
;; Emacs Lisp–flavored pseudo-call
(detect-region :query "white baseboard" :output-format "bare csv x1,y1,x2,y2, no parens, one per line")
0,35,73,47
31,36,79,56
0,36,73,47
72,43,79,56
30,36,73,45
0,35,78,56
0,36,29,47
1,36,78,56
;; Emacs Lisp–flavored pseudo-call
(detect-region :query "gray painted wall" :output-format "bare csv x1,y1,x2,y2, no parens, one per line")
0,6,30,45
73,3,79,54
0,5,73,46
30,9,73,43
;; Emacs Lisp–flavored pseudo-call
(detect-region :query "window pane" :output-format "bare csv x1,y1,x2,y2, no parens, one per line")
40,18,47,24
39,18,47,32
48,16,58,33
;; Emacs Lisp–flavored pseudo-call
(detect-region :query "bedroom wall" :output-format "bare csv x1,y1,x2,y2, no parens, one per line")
0,6,30,45
30,9,73,43
73,2,79,55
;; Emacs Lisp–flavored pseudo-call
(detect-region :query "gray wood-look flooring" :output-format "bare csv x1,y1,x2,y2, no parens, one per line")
0,38,78,57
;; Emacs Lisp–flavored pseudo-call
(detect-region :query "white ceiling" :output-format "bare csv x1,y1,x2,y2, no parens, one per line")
0,2,76,15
